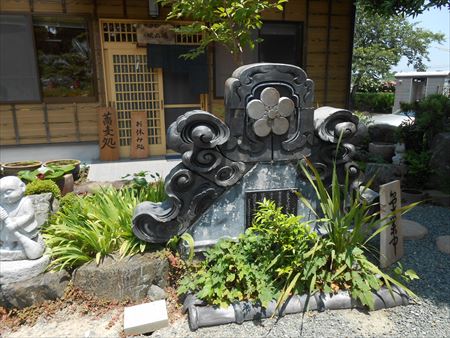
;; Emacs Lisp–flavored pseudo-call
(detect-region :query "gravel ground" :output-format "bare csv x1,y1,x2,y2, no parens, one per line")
3,205,449,338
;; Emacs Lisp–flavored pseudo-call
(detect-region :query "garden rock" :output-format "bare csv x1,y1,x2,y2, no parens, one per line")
368,123,397,143
365,163,404,189
72,252,168,301
424,190,450,207
147,284,167,301
436,235,450,255
428,132,450,191
402,220,428,240
28,192,59,226
0,270,70,309
74,180,128,194
368,142,396,162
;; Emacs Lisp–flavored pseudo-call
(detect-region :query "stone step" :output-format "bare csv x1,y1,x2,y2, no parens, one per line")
402,219,428,240
436,236,450,255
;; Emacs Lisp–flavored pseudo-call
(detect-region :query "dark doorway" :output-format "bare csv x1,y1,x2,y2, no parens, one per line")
259,22,302,66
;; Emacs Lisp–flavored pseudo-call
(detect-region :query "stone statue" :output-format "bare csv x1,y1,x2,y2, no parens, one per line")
0,176,45,260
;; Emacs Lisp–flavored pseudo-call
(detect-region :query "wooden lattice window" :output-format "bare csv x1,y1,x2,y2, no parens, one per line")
101,20,202,45
112,54,162,147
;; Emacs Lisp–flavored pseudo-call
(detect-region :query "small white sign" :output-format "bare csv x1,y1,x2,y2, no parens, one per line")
379,180,404,268
123,300,168,335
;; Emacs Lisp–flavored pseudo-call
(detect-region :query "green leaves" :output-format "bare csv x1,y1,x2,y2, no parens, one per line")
157,0,286,65
352,3,445,96
43,177,166,271
179,160,418,311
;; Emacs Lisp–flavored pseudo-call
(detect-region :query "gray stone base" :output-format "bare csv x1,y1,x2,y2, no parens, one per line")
0,270,70,309
0,256,50,285
72,252,168,302
0,249,27,261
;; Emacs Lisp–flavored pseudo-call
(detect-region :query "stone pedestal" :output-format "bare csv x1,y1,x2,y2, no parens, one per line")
0,256,50,285
188,162,317,250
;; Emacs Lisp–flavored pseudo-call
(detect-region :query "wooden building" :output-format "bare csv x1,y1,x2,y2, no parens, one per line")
0,0,355,159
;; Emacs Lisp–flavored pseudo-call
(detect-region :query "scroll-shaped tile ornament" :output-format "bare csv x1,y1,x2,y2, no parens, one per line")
247,87,295,137
132,111,248,244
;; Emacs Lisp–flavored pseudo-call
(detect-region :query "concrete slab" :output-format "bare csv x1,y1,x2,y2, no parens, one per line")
123,300,168,335
402,220,428,240
87,158,180,182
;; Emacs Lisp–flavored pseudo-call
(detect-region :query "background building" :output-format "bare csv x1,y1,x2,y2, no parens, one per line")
0,0,355,161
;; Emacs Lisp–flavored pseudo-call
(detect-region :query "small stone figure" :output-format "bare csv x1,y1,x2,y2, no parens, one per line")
0,176,45,260
392,142,406,165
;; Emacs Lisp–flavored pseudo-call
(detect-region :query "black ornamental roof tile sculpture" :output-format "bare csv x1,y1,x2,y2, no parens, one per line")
132,63,361,249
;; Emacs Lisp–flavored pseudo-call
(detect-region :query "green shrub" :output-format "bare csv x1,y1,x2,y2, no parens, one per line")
59,192,81,210
404,150,432,189
178,160,418,310
44,178,166,271
354,92,394,114
123,171,166,201
352,110,374,126
25,179,61,199
400,94,450,149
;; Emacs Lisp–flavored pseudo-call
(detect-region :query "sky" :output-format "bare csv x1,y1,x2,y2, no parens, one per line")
392,7,450,73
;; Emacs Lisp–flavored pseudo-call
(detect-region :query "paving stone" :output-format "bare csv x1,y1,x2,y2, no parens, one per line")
436,236,450,255
402,219,428,240
123,300,168,335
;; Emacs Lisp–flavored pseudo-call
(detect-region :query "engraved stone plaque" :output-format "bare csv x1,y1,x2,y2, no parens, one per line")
246,188,298,227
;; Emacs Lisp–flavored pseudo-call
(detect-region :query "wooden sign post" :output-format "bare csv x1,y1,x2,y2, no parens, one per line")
97,107,120,161
130,111,149,158
379,180,404,268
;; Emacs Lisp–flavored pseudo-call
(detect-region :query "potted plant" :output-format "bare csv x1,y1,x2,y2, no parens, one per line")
44,159,81,180
2,160,42,176
18,164,75,194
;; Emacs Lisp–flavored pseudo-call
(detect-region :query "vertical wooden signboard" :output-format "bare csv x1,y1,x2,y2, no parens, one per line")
130,111,149,158
97,107,120,161
379,180,404,268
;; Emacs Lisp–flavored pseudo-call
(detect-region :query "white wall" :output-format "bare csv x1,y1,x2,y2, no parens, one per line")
393,78,412,112
0,142,99,164
426,77,446,96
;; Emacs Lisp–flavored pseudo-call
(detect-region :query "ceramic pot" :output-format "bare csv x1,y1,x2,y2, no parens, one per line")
2,161,42,176
44,159,81,180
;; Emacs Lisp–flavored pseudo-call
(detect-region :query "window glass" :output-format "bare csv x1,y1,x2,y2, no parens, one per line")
0,14,41,102
33,16,94,98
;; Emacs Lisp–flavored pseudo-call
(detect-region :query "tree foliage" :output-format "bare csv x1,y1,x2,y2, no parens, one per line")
157,0,286,65
358,0,449,17
352,4,445,95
